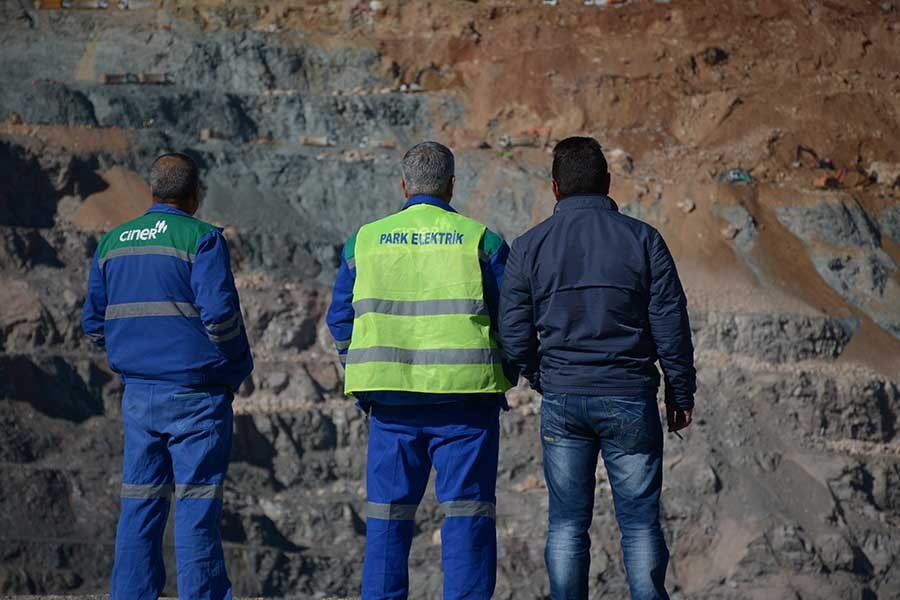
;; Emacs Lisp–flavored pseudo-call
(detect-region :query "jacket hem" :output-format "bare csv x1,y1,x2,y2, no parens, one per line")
539,383,658,397
354,392,507,411
345,387,510,395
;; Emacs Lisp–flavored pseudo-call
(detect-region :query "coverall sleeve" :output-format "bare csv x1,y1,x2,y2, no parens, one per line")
647,230,696,410
326,234,357,367
480,229,517,384
479,229,510,333
82,248,108,348
191,230,253,373
498,237,540,391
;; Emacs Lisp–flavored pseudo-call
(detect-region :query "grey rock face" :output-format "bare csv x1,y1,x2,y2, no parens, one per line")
777,200,882,248
715,203,758,255
691,312,856,363
776,200,900,338
0,81,97,127
880,205,900,243
0,143,63,228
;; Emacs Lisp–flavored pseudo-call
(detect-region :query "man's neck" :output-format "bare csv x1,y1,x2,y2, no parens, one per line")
155,200,192,214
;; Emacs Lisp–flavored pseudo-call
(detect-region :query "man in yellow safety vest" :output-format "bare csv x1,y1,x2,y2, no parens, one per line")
327,141,513,600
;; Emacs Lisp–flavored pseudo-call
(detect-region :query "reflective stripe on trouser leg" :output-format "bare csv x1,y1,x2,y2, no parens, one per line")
440,500,496,519
175,483,224,500
121,483,173,499
366,502,418,520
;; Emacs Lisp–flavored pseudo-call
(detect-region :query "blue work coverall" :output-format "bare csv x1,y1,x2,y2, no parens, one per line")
327,195,510,600
82,203,253,600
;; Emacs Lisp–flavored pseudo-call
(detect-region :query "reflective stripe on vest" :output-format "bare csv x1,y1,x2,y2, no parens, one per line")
344,204,511,395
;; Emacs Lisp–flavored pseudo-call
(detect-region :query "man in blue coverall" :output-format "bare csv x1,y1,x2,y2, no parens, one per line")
82,153,253,600
327,141,512,599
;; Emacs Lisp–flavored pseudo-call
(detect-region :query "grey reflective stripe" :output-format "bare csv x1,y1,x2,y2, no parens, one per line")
353,298,487,318
347,257,356,269
440,500,495,519
175,483,223,500
205,313,240,333
121,483,173,499
366,502,418,520
106,302,200,320
334,338,352,351
100,246,195,268
208,327,241,343
86,332,104,341
347,347,502,366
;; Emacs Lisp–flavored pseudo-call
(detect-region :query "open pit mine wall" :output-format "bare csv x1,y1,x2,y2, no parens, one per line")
1,4,900,599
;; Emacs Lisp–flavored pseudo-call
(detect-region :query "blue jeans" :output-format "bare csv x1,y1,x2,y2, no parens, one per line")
111,382,233,600
363,401,500,600
541,392,668,600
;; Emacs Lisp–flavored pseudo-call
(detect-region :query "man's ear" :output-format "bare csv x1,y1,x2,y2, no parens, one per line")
551,179,561,201
401,178,410,199
188,185,202,216
446,176,455,202
601,172,612,195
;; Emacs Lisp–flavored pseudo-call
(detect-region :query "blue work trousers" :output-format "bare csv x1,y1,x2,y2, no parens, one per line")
363,401,501,600
110,382,233,600
541,393,668,600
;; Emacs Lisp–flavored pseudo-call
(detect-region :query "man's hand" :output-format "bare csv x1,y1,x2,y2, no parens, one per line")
666,404,693,434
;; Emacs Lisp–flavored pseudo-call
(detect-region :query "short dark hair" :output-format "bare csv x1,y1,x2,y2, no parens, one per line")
150,153,199,203
551,137,609,197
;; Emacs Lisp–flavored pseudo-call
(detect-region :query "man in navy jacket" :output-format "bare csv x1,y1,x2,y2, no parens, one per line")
499,137,695,600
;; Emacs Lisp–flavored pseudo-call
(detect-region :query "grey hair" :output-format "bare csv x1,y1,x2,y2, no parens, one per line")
401,141,455,197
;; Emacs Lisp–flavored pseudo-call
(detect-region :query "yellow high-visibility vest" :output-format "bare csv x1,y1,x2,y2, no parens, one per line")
344,204,511,395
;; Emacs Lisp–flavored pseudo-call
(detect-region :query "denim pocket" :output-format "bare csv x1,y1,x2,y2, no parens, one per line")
540,394,567,443
608,397,662,453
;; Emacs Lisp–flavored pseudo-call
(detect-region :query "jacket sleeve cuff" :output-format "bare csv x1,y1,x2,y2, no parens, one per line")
524,372,541,394
666,395,694,410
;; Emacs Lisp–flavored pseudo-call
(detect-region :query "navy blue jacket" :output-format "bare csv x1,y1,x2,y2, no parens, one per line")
82,203,253,391
499,194,696,409
326,194,511,408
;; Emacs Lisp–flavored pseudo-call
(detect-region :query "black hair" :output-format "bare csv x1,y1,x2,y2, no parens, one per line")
551,137,609,197
149,153,199,203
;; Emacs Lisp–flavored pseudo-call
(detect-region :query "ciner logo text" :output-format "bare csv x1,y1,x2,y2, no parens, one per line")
119,220,168,242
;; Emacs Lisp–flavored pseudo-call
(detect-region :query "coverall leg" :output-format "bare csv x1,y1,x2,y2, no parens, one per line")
110,383,233,600
164,385,234,600
110,383,173,600
429,403,500,600
362,402,500,600
362,405,431,600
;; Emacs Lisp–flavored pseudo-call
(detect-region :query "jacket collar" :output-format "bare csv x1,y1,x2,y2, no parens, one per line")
554,194,618,214
146,202,195,218
402,194,457,213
